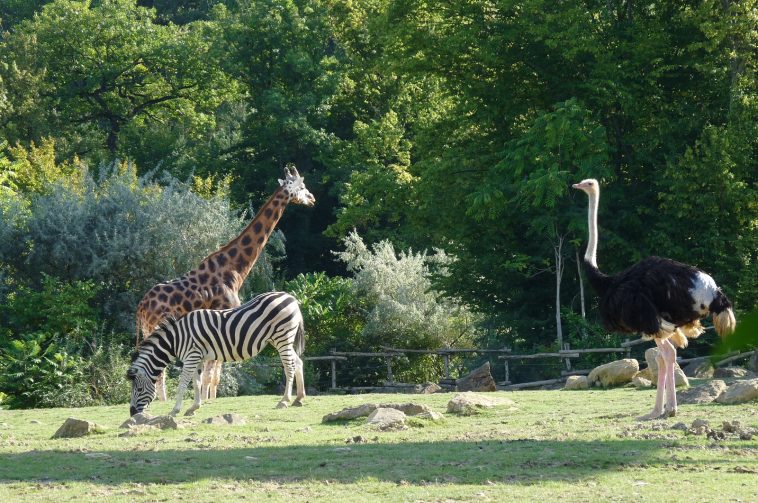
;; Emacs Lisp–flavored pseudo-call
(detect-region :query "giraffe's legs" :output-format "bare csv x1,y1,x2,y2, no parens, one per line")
200,360,214,401
155,369,167,401
292,354,306,407
209,360,222,400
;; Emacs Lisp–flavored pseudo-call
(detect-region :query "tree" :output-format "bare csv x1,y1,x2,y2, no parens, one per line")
0,0,237,163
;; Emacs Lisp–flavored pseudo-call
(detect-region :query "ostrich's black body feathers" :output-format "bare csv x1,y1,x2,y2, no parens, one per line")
584,256,709,336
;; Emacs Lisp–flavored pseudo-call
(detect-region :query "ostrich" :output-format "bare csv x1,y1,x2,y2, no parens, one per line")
572,178,736,420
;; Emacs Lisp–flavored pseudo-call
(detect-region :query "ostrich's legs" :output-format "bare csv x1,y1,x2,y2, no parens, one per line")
661,338,678,417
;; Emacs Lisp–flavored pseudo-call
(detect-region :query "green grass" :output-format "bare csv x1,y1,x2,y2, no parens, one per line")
1,388,756,502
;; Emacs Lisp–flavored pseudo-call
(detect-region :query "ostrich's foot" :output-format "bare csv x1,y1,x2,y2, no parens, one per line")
637,409,665,421
276,401,289,409
661,407,677,418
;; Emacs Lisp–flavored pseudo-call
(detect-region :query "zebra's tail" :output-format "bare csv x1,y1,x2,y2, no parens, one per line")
294,321,305,356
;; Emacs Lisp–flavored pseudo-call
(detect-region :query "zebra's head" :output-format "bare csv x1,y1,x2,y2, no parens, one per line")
126,365,156,416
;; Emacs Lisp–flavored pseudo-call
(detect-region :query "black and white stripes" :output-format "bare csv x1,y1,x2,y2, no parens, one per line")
127,292,305,416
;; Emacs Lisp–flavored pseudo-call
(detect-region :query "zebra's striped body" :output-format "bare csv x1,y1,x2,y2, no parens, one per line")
127,292,305,417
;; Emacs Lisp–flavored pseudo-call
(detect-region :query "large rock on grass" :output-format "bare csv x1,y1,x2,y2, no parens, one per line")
677,380,727,405
563,375,588,390
587,359,639,387
715,378,758,405
366,408,407,429
456,362,497,392
713,367,755,379
683,360,714,379
120,413,181,430
322,402,432,422
644,348,689,387
446,392,508,415
52,418,105,439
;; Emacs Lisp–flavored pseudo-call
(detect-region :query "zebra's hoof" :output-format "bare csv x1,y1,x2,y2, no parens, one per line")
184,409,197,417
169,410,179,417
276,401,289,409
292,400,304,407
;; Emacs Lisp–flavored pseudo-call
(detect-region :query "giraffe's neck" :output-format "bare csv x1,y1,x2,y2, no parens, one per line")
198,186,291,290
585,189,599,269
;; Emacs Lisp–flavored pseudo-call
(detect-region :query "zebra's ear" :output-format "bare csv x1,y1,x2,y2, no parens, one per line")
130,351,140,363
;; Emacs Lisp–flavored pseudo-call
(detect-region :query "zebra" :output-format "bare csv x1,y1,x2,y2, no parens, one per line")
127,291,306,417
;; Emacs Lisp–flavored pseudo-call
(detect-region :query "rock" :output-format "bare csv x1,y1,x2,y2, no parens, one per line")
722,420,741,433
119,425,159,437
644,348,689,387
691,418,709,429
202,413,246,426
322,403,379,422
121,413,181,430
748,352,758,373
456,361,497,392
587,359,639,387
120,412,155,429
322,402,433,422
563,375,589,390
713,366,755,379
683,360,714,379
632,375,652,389
415,411,445,422
671,422,688,431
52,418,105,439
447,392,498,415
676,380,727,405
30,420,43,425
415,382,442,394
380,403,433,416
715,378,758,405
366,408,407,429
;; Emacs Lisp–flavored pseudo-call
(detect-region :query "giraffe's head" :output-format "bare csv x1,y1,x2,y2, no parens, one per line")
279,165,315,206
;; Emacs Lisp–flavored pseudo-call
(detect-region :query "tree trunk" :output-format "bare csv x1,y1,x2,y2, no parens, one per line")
554,232,565,351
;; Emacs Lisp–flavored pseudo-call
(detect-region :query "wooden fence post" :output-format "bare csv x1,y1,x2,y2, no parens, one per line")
624,339,631,359
386,356,394,383
563,343,572,371
504,360,510,383
443,353,450,379
330,348,337,389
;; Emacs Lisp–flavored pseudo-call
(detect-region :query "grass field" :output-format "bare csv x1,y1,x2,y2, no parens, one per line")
1,386,756,502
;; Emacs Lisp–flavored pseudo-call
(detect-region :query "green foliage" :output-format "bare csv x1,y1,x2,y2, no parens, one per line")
0,0,238,163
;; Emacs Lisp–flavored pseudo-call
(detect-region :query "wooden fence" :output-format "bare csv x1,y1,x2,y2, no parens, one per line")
263,337,755,392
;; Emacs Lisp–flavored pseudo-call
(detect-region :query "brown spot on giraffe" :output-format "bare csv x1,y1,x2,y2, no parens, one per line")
135,167,314,401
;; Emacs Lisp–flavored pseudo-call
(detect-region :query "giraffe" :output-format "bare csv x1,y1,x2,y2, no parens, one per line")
135,166,315,402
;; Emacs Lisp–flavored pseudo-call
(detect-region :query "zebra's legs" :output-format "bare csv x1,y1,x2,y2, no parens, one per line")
170,360,199,416
156,369,167,401
276,348,297,409
292,355,306,407
185,365,204,416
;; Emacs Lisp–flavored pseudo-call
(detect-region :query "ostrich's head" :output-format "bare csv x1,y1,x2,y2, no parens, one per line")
278,165,315,207
572,178,600,196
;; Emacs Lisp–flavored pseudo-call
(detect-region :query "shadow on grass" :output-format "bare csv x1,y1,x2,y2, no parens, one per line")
0,438,732,486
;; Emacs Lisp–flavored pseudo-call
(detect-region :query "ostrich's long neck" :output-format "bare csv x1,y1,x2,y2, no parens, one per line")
585,189,599,269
